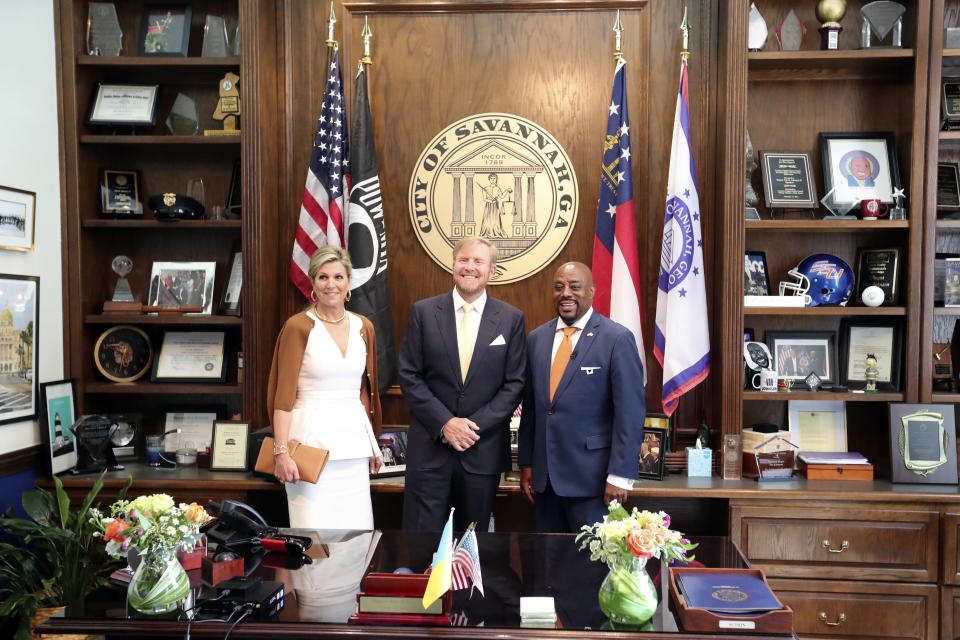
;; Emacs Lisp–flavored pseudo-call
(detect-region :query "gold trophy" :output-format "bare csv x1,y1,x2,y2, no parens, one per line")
816,0,847,50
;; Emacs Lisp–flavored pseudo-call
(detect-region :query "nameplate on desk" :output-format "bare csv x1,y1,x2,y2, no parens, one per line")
372,464,405,478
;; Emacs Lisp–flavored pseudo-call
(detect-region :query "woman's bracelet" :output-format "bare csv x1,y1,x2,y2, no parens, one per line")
273,443,289,456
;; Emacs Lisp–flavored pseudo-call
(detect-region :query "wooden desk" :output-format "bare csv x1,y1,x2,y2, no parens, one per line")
37,532,792,639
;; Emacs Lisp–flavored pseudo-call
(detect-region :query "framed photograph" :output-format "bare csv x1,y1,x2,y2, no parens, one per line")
855,247,900,306
759,151,818,208
947,258,960,307
644,412,671,454
744,251,771,296
151,331,226,383
139,5,192,56
148,261,216,314
936,253,960,305
638,427,666,481
839,318,903,391
220,249,242,316
889,404,958,485
210,420,249,471
765,330,836,382
0,275,38,426
40,380,77,475
0,186,36,252
99,169,143,216
226,158,241,217
86,83,160,127
819,132,901,207
372,428,408,478
787,400,847,452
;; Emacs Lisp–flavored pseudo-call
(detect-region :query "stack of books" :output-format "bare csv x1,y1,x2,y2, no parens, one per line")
520,596,557,628
348,572,453,626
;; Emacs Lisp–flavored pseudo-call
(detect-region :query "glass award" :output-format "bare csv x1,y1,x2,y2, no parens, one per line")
748,3,768,51
820,186,858,220
111,255,135,302
87,2,123,56
860,1,905,48
776,9,806,51
165,93,200,136
70,414,121,474
889,186,906,220
201,15,230,57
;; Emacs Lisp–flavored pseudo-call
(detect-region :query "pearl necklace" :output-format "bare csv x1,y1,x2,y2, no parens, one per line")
313,305,347,324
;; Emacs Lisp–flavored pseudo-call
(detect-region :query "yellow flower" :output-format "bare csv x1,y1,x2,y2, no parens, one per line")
183,502,208,523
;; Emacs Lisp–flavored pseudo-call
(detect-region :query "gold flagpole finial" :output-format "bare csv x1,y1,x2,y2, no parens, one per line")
612,9,624,60
360,16,373,65
326,1,337,49
680,6,690,61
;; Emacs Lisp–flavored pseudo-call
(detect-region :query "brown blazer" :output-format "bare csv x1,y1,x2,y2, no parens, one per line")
266,310,382,437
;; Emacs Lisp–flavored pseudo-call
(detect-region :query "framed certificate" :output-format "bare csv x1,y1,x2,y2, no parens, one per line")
162,411,219,453
86,83,159,127
787,400,846,452
152,331,226,383
210,421,249,471
839,318,903,391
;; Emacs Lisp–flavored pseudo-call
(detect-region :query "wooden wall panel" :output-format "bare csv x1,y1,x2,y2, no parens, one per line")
265,0,719,430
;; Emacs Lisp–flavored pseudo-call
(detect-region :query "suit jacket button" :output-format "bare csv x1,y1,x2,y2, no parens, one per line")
547,410,554,415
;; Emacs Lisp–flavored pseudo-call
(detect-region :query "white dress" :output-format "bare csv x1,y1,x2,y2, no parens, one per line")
285,312,381,530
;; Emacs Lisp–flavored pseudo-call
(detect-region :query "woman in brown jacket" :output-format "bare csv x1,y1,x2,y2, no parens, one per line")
267,246,383,529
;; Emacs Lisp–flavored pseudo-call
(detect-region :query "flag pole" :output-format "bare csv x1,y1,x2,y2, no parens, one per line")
326,1,337,50
612,9,623,60
680,6,690,61
360,16,373,66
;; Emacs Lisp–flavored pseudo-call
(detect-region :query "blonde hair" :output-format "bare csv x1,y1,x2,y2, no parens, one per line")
452,236,498,267
308,246,353,280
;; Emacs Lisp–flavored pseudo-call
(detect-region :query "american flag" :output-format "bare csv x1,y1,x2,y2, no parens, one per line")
289,50,351,299
451,527,484,596
591,56,647,385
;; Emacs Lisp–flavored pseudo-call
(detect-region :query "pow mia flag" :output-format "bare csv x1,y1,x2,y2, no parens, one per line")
347,64,398,392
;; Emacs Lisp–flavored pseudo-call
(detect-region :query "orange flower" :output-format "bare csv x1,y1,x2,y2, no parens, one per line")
626,526,655,559
103,518,129,543
183,503,208,523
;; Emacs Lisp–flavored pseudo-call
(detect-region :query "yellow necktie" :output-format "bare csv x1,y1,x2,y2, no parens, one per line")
549,327,578,401
458,303,474,381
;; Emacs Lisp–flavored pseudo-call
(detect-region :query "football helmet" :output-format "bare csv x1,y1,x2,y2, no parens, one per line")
779,253,853,306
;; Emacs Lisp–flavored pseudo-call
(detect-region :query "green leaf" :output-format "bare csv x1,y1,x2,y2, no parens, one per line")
117,475,133,500
21,489,55,525
52,476,70,528
76,471,106,522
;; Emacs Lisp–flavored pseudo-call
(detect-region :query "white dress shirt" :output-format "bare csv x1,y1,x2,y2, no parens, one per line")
552,307,635,491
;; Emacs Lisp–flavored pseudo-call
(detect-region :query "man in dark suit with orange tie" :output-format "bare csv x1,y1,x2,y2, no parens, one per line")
399,237,526,532
518,262,645,533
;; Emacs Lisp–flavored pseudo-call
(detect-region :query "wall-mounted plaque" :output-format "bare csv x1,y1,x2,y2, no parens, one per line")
943,82,960,130
938,162,960,213
889,404,958,485
855,247,900,306
87,83,159,127
759,151,818,209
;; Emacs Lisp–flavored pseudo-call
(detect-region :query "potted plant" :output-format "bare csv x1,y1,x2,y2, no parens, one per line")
0,472,127,640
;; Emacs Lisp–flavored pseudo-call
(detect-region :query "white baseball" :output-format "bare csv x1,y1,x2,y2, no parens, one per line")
861,285,885,307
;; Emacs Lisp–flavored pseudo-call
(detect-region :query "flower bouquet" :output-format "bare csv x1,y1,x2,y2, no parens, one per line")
577,501,697,626
90,494,210,614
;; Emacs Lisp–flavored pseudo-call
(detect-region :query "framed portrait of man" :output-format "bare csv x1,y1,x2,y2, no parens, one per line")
819,132,901,208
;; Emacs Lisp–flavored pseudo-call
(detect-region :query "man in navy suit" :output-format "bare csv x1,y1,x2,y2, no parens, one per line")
399,237,526,531
518,262,645,533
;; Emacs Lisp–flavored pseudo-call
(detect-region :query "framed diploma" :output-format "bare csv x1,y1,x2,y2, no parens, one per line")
888,404,958,485
86,83,160,127
210,421,249,471
839,318,903,391
787,400,847,452
152,331,226,383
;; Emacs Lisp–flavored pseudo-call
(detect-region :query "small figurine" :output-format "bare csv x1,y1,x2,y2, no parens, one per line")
864,353,879,391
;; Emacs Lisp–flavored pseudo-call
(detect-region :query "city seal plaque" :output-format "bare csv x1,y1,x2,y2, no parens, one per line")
408,113,579,284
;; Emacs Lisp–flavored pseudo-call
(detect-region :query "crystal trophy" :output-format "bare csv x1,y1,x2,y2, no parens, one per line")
70,415,121,474
201,15,230,57
748,3,768,51
889,187,907,220
821,186,858,220
860,1,905,49
165,93,200,136
776,9,806,51
111,255,135,302
87,2,123,56
816,0,846,50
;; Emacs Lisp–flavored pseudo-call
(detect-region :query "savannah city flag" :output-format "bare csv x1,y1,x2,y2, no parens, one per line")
591,56,647,384
422,510,454,609
653,58,710,416
346,63,398,391
289,50,350,299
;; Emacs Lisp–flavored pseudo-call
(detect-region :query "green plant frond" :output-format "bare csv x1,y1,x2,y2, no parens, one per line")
117,475,133,500
21,488,56,526
52,476,70,528
76,471,107,522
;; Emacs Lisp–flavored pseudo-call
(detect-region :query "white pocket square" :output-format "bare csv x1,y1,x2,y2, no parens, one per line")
581,366,601,375
489,334,506,346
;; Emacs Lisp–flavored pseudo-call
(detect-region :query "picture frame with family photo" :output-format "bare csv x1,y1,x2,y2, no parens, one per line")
638,426,666,481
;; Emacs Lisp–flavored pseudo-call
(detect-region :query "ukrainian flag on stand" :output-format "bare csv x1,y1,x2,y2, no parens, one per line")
422,510,454,609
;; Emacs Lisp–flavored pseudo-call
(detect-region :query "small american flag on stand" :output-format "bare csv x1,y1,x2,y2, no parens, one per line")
451,524,484,596
289,49,350,299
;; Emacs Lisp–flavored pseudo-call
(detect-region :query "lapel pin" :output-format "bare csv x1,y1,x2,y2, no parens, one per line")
587,332,594,337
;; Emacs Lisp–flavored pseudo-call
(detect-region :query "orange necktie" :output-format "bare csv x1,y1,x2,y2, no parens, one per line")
549,327,578,401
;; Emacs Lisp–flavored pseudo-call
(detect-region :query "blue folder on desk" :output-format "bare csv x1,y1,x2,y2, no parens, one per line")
676,572,782,614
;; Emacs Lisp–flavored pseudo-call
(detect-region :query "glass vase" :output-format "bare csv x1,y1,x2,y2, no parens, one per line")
597,555,658,625
127,548,189,614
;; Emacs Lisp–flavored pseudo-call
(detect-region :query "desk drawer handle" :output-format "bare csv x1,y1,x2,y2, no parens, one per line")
821,539,849,553
818,612,846,627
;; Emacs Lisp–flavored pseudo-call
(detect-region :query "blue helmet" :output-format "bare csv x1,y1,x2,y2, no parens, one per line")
779,254,853,306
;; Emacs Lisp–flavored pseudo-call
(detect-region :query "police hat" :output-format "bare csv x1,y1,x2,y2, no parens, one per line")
148,193,205,221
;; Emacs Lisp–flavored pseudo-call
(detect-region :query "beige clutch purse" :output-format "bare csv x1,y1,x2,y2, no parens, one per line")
254,436,329,484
